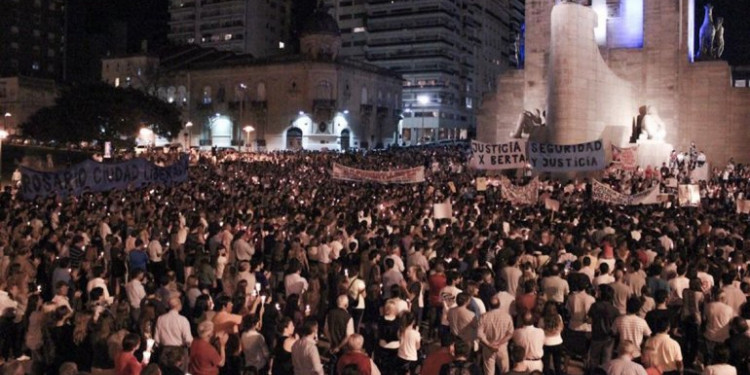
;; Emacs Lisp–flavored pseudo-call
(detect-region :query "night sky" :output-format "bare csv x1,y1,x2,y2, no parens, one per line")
96,0,750,65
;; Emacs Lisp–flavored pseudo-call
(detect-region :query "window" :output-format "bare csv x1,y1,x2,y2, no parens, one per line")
202,86,212,104
47,49,54,57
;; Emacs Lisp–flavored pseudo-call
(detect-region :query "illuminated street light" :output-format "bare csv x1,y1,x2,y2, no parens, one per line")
0,129,8,189
243,125,255,152
417,94,430,144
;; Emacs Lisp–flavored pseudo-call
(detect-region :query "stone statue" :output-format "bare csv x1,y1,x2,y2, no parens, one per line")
510,109,546,139
698,4,715,60
641,105,667,141
713,17,725,59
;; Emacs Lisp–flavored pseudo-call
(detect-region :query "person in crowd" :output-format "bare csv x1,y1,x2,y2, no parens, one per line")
477,295,514,375
439,339,480,375
3,144,750,375
602,340,647,375
513,312,545,373
291,318,324,375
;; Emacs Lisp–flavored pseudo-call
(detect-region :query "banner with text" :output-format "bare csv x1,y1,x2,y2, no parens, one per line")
331,163,425,184
469,140,528,170
591,180,660,206
500,177,540,206
611,145,639,171
528,139,605,172
20,156,189,200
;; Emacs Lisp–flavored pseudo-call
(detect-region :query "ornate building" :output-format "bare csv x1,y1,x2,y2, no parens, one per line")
103,9,402,151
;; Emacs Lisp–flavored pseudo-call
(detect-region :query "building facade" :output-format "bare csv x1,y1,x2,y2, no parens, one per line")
105,10,403,151
168,0,292,58
324,0,523,145
0,76,58,135
0,0,65,80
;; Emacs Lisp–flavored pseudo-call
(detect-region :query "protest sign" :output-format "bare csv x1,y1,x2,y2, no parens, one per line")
476,177,488,192
500,177,539,206
433,200,453,219
469,140,528,170
528,139,605,172
544,198,560,212
678,184,701,207
611,145,638,171
331,163,425,184
20,156,189,200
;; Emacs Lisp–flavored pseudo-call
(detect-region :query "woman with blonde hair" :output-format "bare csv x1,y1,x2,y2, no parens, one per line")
375,299,400,373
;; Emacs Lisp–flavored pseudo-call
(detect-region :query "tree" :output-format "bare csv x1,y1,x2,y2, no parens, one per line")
21,83,182,144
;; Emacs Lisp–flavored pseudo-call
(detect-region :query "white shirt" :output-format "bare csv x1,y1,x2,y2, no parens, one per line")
126,279,146,309
704,301,735,342
154,309,193,347
704,364,737,375
397,327,421,361
147,240,163,262
593,274,615,287
512,325,545,361
232,238,254,262
86,277,112,303
285,273,309,297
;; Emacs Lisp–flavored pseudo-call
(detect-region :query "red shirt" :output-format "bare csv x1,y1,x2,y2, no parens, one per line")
189,338,222,375
115,352,142,375
420,347,453,375
336,351,371,375
428,273,447,307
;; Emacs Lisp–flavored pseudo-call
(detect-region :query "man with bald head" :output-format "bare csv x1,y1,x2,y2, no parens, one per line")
602,340,647,375
336,334,374,375
155,296,193,371
477,295,514,375
512,312,545,372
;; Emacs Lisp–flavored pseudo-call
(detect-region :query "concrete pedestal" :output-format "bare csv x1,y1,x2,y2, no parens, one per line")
636,140,673,168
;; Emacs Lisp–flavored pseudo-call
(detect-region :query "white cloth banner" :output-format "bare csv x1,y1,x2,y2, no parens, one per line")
591,180,660,206
678,184,701,207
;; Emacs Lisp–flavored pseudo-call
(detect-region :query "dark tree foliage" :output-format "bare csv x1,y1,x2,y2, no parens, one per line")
21,83,182,144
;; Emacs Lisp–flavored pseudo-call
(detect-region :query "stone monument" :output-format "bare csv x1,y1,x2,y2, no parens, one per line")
477,0,750,166
697,4,715,60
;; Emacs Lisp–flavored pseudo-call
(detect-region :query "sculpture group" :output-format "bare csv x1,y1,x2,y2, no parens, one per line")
698,4,725,60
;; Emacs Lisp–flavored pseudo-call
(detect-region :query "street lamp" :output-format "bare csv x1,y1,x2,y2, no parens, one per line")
185,121,193,150
3,113,10,129
417,94,430,144
238,83,247,148
0,129,8,189
243,125,254,152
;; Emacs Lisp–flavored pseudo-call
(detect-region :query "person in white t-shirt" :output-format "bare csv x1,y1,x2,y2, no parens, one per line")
397,312,421,374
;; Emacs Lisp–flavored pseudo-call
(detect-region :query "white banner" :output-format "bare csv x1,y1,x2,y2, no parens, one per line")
591,180,660,206
500,177,540,206
433,200,453,219
331,163,425,184
469,140,528,170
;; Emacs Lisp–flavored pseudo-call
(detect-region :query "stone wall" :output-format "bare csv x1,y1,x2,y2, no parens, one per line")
547,4,634,145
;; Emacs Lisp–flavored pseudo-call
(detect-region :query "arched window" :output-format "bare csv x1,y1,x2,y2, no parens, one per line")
316,80,332,100
360,86,368,104
167,86,176,103
202,86,212,104
177,86,187,105
257,82,267,101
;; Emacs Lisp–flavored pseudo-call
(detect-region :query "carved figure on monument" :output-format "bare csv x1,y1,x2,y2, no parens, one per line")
698,4,715,60
641,106,667,141
713,17,725,59
510,109,546,139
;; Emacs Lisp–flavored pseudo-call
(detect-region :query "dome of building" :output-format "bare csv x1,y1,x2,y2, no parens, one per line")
300,8,340,36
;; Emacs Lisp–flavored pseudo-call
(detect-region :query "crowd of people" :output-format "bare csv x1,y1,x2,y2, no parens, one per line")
0,144,750,375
